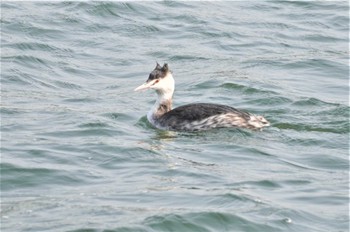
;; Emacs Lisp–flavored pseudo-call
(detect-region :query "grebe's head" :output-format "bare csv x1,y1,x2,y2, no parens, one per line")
134,63,174,95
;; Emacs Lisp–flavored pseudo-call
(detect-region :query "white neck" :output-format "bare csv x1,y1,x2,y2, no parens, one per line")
147,73,175,123
156,88,174,104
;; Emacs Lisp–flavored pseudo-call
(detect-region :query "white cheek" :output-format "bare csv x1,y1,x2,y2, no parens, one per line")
153,74,174,91
163,75,175,89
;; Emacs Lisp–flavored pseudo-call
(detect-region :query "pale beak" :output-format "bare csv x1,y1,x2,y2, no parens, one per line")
134,79,158,91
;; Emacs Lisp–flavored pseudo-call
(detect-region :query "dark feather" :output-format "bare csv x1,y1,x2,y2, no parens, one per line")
158,103,251,126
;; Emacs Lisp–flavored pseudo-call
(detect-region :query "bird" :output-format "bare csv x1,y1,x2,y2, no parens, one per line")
134,63,270,131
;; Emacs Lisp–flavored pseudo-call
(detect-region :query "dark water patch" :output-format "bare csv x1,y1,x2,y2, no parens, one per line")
21,23,65,41
176,156,216,168
275,0,348,14
235,180,281,189
103,112,130,121
117,2,146,14
78,122,110,129
54,81,82,90
104,84,122,90
291,97,339,107
291,99,349,116
220,82,278,95
245,96,293,107
329,15,350,30
113,227,150,232
201,30,238,39
55,13,84,26
272,98,349,134
47,128,116,138
170,55,209,61
283,58,347,75
0,106,27,116
297,154,349,171
144,214,211,232
146,51,169,59
25,148,83,166
0,163,85,191
113,23,161,38
85,23,115,33
273,122,346,134
85,2,121,18
290,193,349,208
97,147,164,171
185,127,253,140
278,137,325,148
136,115,154,130
4,54,50,69
144,212,280,232
193,79,219,89
1,69,31,86
172,14,208,25
1,70,58,90
207,193,260,208
246,147,275,158
3,41,57,52
274,158,319,172
154,166,221,184
63,97,98,103
311,104,349,118
68,229,99,232
240,58,286,70
281,179,312,186
60,65,96,78
264,22,296,31
161,1,192,9
148,126,254,141
304,34,345,43
241,2,282,11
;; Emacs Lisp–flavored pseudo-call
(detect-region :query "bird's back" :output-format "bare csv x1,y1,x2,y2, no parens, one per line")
157,103,253,131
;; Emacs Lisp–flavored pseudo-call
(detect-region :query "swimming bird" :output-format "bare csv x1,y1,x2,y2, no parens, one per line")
135,63,270,131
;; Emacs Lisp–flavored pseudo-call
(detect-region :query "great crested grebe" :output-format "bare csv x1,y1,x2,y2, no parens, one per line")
135,63,270,131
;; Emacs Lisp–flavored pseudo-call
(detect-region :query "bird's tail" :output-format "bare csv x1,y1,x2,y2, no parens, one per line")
247,115,270,130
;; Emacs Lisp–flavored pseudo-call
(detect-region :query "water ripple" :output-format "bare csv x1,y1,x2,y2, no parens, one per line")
1,1,348,232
